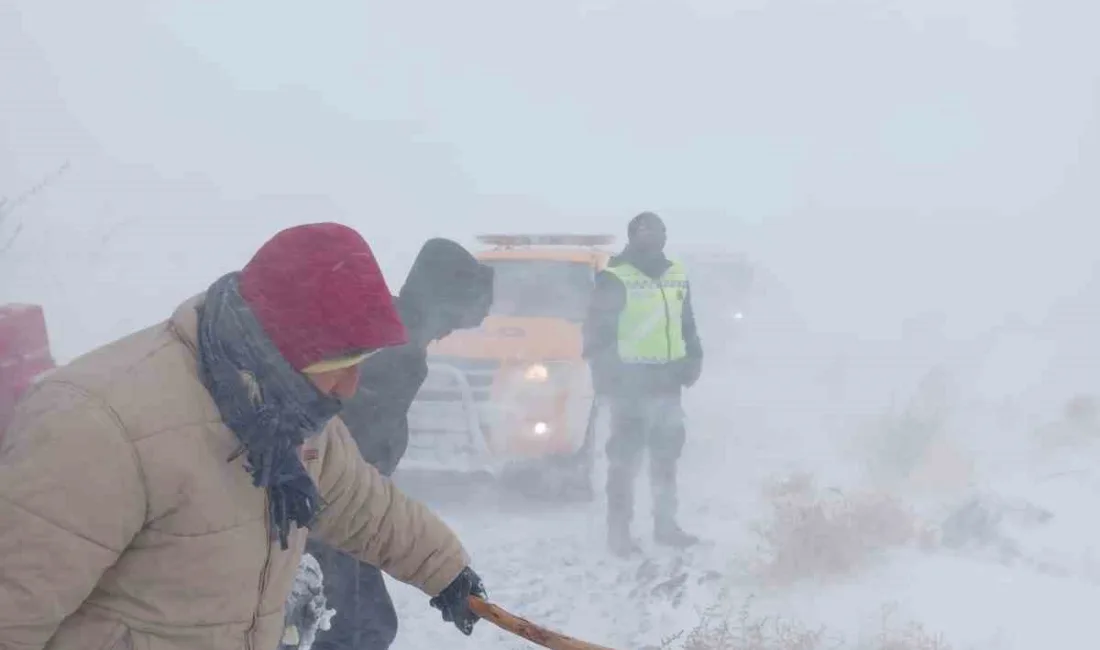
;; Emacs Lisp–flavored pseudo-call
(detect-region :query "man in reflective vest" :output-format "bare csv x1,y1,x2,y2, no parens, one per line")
583,211,704,556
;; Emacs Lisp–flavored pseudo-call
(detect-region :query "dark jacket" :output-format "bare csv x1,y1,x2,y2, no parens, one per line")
307,239,493,650
340,238,494,476
582,246,703,397
337,320,428,477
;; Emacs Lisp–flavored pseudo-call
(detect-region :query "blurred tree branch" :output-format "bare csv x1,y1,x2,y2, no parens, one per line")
0,161,72,254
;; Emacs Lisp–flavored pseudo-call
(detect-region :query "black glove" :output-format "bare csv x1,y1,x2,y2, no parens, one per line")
429,566,487,636
680,356,702,387
590,353,624,397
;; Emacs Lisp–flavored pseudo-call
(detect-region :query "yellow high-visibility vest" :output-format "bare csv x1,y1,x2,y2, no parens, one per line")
605,261,689,364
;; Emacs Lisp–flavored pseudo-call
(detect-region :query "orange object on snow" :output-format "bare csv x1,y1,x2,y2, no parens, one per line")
0,303,56,436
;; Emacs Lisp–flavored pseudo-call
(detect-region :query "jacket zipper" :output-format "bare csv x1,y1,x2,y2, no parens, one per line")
246,496,274,650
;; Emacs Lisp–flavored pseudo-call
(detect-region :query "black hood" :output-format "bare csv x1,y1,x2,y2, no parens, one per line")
397,238,494,345
609,243,672,280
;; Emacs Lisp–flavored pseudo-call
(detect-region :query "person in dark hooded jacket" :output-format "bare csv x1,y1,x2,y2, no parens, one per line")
583,211,704,557
305,238,494,650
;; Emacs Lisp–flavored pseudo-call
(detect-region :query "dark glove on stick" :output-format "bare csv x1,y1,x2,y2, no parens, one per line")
429,566,487,636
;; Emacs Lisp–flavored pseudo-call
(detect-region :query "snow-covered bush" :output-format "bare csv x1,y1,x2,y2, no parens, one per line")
660,598,825,650
751,474,931,586
279,552,336,650
661,599,954,650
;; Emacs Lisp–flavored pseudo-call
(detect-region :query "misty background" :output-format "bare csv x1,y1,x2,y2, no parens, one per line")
6,1,1100,647
3,0,1100,432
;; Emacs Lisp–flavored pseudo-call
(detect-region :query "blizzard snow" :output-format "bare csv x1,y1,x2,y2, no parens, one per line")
9,214,1100,649
6,1,1100,649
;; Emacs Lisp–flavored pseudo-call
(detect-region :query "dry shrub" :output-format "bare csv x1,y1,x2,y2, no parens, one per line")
667,599,826,650
661,599,954,650
873,624,951,650
868,604,953,650
753,474,931,586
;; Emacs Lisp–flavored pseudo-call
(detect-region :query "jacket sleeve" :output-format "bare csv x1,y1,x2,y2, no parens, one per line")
339,345,426,476
683,280,703,360
0,383,146,650
376,412,410,477
311,418,468,597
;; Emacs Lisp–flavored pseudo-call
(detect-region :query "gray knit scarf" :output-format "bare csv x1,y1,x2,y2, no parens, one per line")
197,272,343,550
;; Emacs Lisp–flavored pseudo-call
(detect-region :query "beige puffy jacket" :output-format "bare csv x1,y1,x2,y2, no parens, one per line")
0,297,469,650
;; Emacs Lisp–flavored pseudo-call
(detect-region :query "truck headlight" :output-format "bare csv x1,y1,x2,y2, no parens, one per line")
532,421,550,436
523,363,549,382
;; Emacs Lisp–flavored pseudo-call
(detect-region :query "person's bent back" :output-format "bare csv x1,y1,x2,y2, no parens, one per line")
0,223,487,650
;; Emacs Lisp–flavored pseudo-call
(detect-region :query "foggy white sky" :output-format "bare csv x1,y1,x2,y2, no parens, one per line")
3,0,1100,361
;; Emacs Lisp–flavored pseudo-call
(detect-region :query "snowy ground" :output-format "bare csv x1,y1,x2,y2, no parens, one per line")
385,407,752,650
377,331,1100,650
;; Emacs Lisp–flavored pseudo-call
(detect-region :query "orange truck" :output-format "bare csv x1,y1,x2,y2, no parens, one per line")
402,233,614,499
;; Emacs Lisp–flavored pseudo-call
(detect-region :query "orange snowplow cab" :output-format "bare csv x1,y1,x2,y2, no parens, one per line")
403,234,613,495
0,304,56,437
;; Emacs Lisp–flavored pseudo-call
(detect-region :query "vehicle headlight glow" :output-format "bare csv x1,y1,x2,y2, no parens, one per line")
523,363,549,382
532,421,550,436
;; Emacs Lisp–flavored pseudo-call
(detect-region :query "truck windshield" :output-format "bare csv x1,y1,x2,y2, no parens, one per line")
483,260,595,322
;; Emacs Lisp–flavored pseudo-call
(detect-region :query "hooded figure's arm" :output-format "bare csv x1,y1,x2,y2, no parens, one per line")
339,345,426,476
311,418,468,597
0,383,146,649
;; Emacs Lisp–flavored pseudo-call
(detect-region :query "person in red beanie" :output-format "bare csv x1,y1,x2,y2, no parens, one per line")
0,222,486,650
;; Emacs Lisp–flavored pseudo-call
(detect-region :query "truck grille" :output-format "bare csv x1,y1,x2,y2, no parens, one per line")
416,356,500,403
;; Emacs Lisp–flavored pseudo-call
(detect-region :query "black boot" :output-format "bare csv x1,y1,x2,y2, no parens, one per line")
606,456,640,557
608,519,641,557
654,520,700,548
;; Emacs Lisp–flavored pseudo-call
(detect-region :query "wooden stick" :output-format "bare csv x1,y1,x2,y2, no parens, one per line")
467,596,619,650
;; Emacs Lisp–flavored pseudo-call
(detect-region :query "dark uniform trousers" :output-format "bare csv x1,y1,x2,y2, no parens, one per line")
604,393,686,531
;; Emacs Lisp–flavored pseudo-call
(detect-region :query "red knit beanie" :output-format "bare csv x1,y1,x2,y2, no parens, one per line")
239,222,408,371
